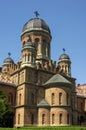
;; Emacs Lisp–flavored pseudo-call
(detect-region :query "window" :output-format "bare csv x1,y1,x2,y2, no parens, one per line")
66,93,69,105
19,94,21,105
62,65,64,71
81,102,83,111
18,114,20,124
52,114,55,124
25,54,26,61
31,114,34,124
35,38,39,43
51,93,55,105
8,93,13,105
42,114,45,125
59,113,62,124
59,92,62,105
31,93,34,104
67,114,69,124
28,54,30,61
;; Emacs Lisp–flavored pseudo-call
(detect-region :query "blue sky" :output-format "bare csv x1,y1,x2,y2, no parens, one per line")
0,0,86,85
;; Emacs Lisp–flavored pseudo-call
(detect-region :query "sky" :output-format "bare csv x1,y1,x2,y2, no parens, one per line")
0,0,86,85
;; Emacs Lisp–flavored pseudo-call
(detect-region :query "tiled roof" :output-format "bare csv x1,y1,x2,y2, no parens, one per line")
76,84,86,97
44,74,72,86
37,99,50,107
0,73,14,85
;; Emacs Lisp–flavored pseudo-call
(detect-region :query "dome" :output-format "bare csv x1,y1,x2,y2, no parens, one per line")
3,57,14,66
21,18,51,36
22,42,36,51
58,53,71,63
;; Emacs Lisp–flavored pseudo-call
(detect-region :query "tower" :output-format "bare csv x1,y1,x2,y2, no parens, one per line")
21,14,52,64
21,41,36,68
58,49,71,77
2,53,14,74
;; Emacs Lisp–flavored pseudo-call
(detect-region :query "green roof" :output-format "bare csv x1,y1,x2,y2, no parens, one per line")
37,99,50,107
44,74,72,86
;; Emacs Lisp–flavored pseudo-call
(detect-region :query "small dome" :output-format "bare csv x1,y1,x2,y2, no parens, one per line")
21,18,51,36
58,53,71,63
22,42,36,51
3,57,14,66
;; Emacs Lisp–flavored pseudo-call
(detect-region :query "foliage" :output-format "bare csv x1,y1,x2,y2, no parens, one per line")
0,126,86,130
0,91,13,127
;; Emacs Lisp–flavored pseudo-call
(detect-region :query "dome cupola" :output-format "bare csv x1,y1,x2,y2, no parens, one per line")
3,52,14,66
21,17,51,36
58,53,71,63
2,52,14,73
58,49,71,77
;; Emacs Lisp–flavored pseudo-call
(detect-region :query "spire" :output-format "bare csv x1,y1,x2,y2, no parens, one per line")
34,11,39,18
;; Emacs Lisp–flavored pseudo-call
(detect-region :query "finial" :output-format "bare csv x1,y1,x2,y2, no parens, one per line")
34,11,39,18
63,48,65,54
8,52,11,57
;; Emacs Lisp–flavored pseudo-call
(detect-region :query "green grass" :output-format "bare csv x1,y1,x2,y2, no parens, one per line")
0,126,86,130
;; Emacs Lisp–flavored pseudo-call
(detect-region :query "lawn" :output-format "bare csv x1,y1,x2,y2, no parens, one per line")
0,126,86,130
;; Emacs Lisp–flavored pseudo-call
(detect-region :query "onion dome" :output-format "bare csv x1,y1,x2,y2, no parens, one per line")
21,17,51,36
22,42,36,51
3,53,14,66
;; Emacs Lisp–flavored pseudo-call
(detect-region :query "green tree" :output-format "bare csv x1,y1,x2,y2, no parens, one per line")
0,90,13,127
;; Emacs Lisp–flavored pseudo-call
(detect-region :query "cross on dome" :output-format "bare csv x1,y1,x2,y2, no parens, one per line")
34,11,39,18
63,48,65,54
8,52,11,57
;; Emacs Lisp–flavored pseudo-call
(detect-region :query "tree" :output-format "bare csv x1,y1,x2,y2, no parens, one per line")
0,90,13,127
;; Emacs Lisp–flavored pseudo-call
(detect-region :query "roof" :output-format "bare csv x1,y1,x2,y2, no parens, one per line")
44,74,72,86
37,99,50,107
21,18,51,36
0,73,15,86
3,57,14,66
76,84,86,97
58,53,71,63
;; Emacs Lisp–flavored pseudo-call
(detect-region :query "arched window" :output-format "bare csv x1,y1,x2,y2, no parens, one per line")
65,65,67,73
52,114,55,124
31,114,34,124
35,38,39,52
8,93,13,105
67,114,69,124
18,114,20,124
35,38,39,43
66,93,69,105
19,94,21,105
59,92,62,105
59,113,62,124
31,93,34,104
81,102,83,111
62,65,64,71
25,54,26,61
51,93,55,105
42,114,45,125
28,54,30,61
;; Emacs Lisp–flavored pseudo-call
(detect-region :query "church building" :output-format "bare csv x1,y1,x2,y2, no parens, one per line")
0,13,86,127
